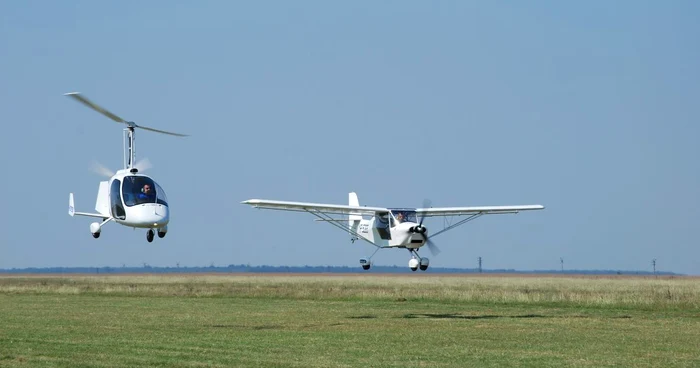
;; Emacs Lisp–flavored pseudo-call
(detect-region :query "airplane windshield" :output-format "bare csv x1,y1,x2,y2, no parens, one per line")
390,210,417,225
121,175,168,207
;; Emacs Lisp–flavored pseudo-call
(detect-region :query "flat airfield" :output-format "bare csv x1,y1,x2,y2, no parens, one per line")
1,273,699,367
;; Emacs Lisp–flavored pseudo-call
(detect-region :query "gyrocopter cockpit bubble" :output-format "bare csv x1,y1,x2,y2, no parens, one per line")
121,175,168,207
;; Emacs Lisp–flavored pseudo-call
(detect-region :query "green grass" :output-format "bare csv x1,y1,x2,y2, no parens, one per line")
0,274,699,367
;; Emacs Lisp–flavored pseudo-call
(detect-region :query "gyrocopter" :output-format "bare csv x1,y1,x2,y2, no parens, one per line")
65,92,187,242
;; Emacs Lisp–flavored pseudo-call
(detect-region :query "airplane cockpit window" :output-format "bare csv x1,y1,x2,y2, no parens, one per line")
374,213,392,240
122,176,164,206
390,210,417,225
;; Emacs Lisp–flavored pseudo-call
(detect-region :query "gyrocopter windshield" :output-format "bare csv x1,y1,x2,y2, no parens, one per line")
121,175,168,207
390,209,417,225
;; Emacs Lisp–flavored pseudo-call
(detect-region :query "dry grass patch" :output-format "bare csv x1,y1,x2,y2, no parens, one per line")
1,274,698,309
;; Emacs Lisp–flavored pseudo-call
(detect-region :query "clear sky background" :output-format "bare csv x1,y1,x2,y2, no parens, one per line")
1,1,698,274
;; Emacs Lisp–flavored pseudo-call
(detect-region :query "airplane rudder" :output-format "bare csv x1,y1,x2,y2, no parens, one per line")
349,192,359,207
348,192,362,226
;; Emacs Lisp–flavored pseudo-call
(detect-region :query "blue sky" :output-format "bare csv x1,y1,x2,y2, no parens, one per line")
1,1,698,274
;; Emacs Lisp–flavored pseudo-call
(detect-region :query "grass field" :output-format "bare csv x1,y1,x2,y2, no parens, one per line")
1,274,699,367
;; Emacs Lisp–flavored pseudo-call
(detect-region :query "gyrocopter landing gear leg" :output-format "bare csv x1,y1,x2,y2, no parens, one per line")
146,229,155,243
90,218,113,239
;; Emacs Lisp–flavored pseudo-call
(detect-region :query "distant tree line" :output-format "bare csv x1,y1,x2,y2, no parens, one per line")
0,264,680,275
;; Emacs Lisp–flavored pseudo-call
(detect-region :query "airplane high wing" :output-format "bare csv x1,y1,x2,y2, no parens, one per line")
416,204,544,217
241,200,543,217
413,204,545,239
241,199,390,216
241,193,544,272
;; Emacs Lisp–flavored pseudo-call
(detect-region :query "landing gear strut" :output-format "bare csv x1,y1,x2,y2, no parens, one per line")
146,229,155,243
90,218,112,239
359,247,381,270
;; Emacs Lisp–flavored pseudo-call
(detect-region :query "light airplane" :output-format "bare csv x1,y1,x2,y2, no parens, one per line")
65,92,188,242
241,193,544,271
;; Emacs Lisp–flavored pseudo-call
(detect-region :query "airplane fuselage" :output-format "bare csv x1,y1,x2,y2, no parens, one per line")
354,217,427,249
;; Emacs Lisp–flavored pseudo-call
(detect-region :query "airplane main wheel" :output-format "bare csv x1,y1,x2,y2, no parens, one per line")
146,229,154,243
92,232,100,239
359,258,371,270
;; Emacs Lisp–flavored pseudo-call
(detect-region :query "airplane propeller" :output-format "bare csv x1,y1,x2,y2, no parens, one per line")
424,237,441,257
409,198,441,256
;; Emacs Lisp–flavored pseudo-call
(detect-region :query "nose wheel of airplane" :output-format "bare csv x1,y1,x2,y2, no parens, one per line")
408,250,429,271
146,229,155,243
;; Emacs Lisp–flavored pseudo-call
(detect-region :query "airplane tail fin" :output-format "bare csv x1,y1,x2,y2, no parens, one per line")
348,192,362,226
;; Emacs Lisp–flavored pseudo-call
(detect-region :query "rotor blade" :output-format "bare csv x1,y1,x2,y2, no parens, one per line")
64,92,126,123
89,160,114,177
137,125,189,137
426,238,441,257
133,157,152,171
419,198,432,226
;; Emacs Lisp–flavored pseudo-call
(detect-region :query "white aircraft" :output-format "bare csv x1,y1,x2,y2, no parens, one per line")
241,193,544,271
65,92,187,242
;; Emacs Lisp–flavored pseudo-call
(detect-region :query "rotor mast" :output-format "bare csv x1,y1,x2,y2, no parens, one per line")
123,126,136,170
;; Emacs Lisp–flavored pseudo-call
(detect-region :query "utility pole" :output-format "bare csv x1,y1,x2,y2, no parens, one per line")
652,259,657,277
560,257,564,272
478,257,482,273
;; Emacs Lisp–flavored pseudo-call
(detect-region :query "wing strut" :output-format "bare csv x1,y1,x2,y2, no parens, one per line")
428,213,485,239
303,209,383,248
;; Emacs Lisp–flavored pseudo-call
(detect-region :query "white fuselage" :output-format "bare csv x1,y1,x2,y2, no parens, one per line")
103,170,170,230
114,202,169,229
354,217,426,249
